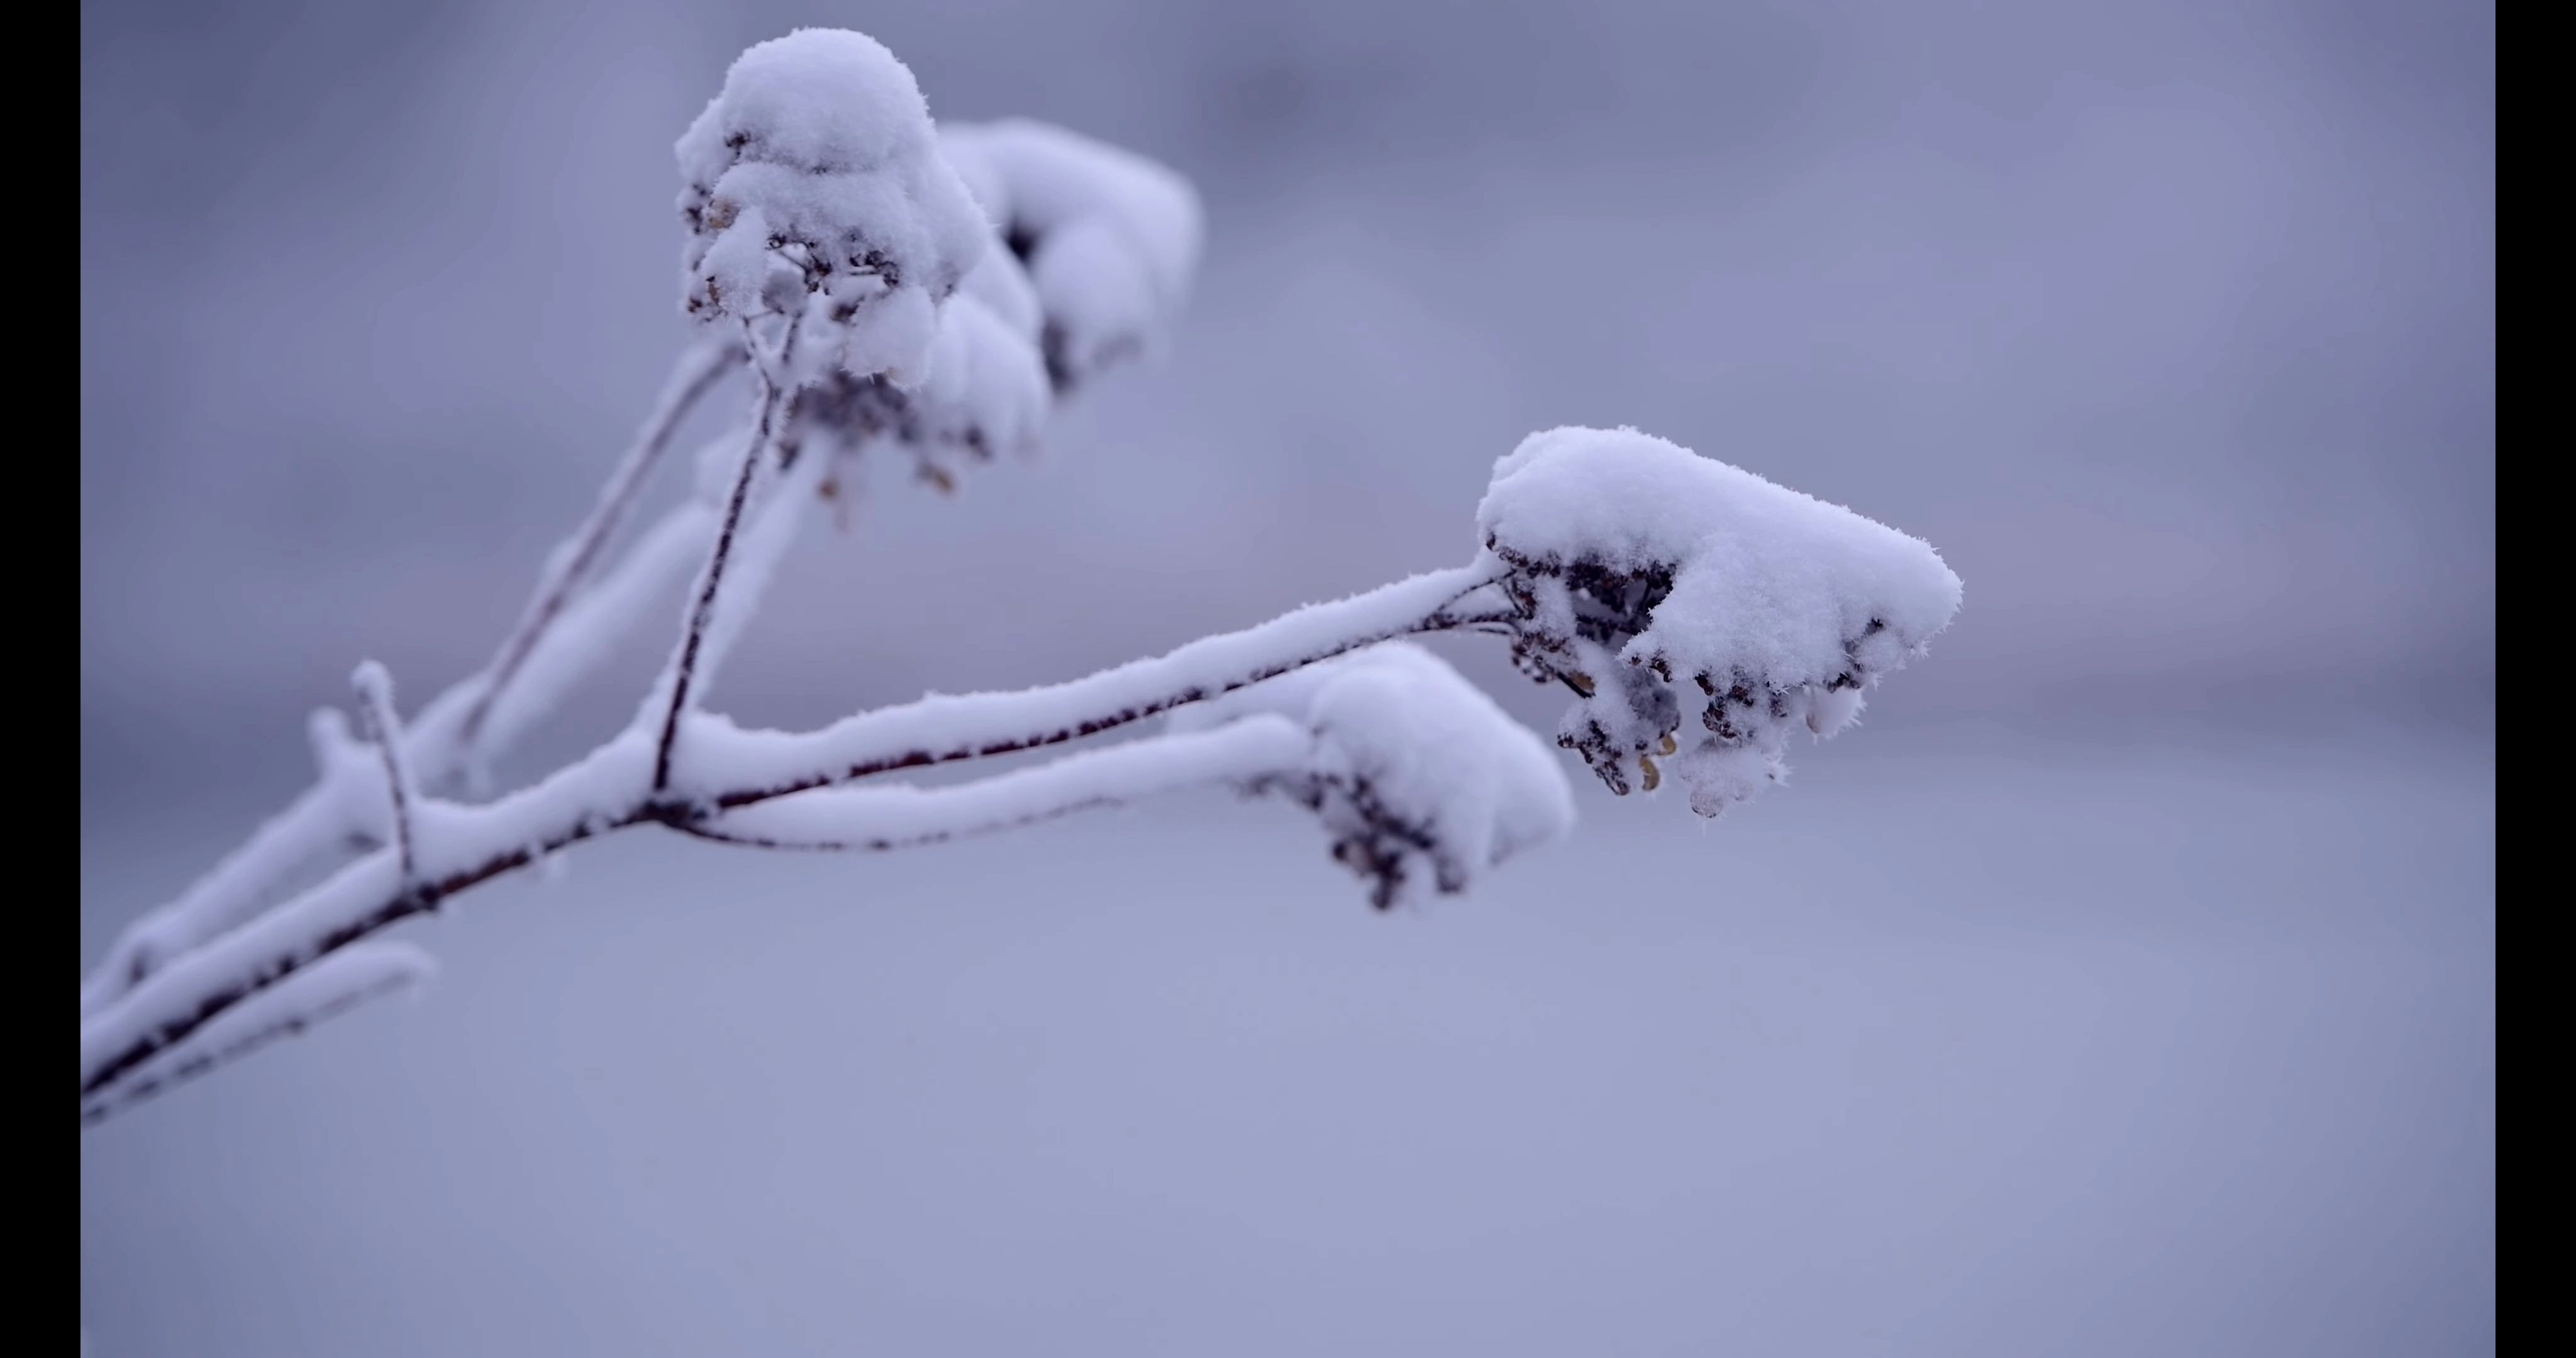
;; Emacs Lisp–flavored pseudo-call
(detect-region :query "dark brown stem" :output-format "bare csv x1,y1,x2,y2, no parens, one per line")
665,793,1122,854
351,663,417,882
652,320,797,793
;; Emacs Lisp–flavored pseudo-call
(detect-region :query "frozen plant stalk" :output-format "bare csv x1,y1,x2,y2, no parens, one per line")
77,30,1959,1128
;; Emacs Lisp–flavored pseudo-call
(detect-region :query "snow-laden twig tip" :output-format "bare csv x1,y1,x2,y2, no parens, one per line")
79,340,745,1018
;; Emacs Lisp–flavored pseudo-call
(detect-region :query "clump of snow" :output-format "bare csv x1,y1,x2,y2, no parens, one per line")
1170,642,1576,909
954,238,1044,338
938,119,1201,393
675,29,989,385
906,292,1052,462
748,118,1199,490
1475,426,1962,815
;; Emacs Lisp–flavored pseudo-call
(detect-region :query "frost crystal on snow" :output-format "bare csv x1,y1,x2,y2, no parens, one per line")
1477,427,1963,816
675,28,989,384
1171,642,1576,909
938,119,1202,394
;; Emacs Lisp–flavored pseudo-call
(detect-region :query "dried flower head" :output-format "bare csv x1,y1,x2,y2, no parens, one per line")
675,28,989,386
1170,642,1576,910
938,119,1202,395
1476,426,1963,816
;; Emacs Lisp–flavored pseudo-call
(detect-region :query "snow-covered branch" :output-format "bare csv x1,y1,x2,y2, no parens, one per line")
676,715,1317,851
77,559,1523,1105
79,28,1962,1128
670,561,1509,809
653,323,800,793
81,417,1962,1112
75,350,736,1019
684,643,1579,915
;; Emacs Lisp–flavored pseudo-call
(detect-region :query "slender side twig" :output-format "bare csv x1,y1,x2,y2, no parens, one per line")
80,345,741,1017
349,663,418,883
87,704,1299,1124
458,338,738,754
653,319,798,795
80,942,434,1127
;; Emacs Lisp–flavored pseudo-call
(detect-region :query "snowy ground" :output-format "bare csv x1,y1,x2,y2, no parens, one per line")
79,719,2493,1357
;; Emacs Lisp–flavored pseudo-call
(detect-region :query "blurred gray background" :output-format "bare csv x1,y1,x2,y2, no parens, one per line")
81,0,2493,1354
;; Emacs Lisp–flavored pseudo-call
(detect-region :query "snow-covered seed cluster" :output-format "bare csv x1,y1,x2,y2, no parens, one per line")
674,28,990,385
938,119,1203,395
1476,427,1963,817
779,119,1201,495
786,243,1052,493
1167,643,1575,911
1270,773,1455,912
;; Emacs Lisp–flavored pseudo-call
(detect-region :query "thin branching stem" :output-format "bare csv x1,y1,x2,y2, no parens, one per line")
458,339,740,754
350,663,418,883
80,946,428,1127
653,317,799,794
78,572,1508,1108
80,345,743,1017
